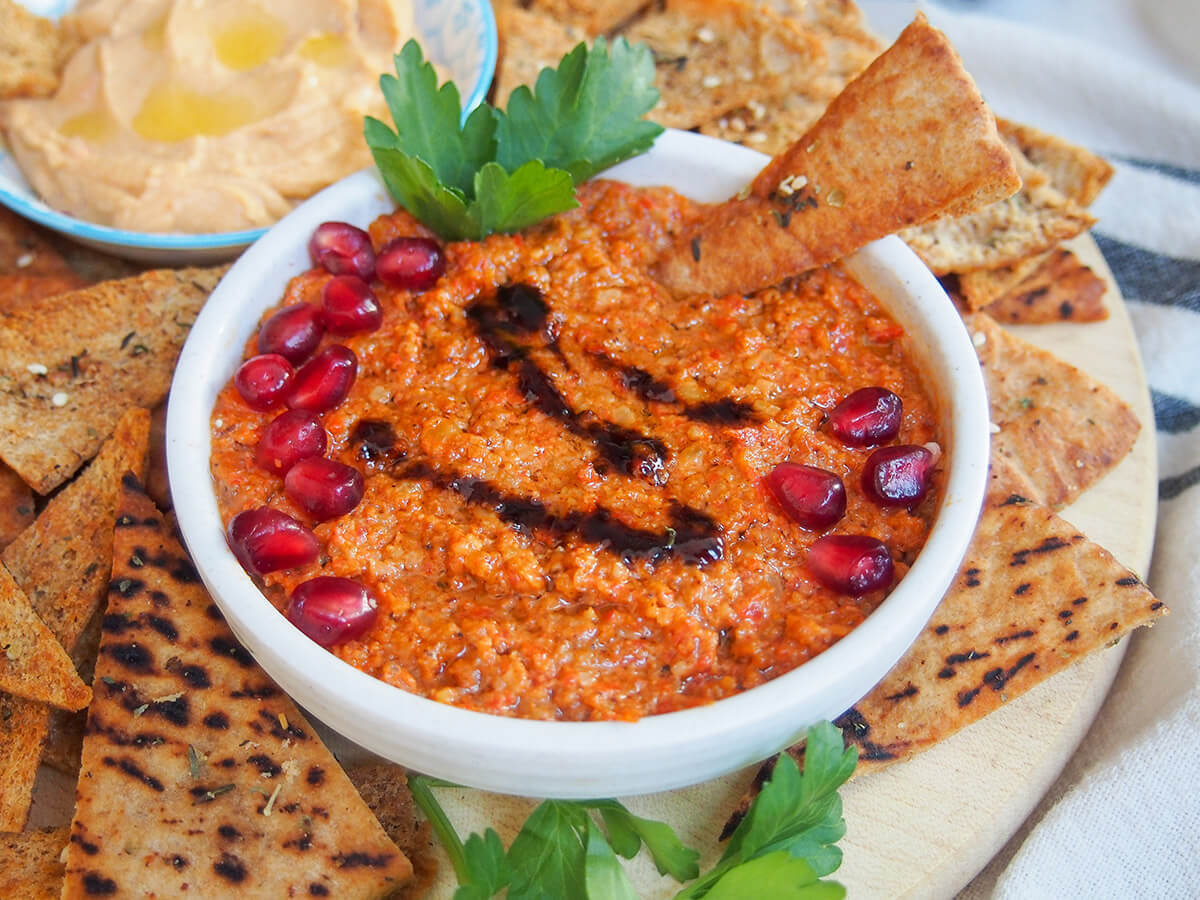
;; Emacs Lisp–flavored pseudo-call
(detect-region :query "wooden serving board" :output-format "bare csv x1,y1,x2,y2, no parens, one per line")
27,234,1156,899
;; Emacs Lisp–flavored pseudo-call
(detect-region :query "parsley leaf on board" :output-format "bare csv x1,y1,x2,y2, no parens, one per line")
585,817,640,900
589,799,700,881
364,38,663,241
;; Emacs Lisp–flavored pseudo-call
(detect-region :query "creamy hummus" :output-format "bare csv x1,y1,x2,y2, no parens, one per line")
0,0,416,233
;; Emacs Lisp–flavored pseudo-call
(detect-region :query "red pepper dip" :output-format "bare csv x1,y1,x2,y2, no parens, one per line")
210,180,942,721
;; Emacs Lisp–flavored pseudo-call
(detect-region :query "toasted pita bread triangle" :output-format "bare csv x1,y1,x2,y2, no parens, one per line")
0,562,90,710
0,826,67,899
723,499,1166,835
981,247,1108,324
998,119,1113,207
63,478,412,899
346,763,440,900
968,313,1139,508
0,462,35,549
653,14,1019,297
0,265,222,493
0,407,148,831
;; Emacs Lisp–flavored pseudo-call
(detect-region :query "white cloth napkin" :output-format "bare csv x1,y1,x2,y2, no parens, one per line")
864,3,1200,896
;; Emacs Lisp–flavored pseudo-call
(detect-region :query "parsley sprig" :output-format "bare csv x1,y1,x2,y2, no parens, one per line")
408,721,857,899
364,38,663,241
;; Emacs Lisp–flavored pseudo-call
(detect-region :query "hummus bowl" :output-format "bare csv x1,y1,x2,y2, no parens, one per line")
0,0,497,265
167,129,990,798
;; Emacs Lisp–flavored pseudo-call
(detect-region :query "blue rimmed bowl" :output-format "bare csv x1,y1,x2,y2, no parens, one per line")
0,0,497,265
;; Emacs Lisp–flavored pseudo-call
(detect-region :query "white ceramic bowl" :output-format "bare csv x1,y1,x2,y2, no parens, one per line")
0,0,497,265
167,129,989,798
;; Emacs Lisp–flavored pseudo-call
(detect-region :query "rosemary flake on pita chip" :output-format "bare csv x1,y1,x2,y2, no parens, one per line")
62,477,412,899
723,499,1167,834
624,0,825,131
982,247,1108,324
0,266,223,494
0,825,68,899
653,14,1020,298
0,563,91,710
969,313,1139,508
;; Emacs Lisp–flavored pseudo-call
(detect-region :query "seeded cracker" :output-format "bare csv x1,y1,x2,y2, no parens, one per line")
969,313,1140,509
0,408,148,830
982,248,1108,325
653,14,1020,298
0,0,63,99
0,826,67,899
723,499,1167,834
62,478,412,899
622,0,825,130
0,562,91,710
0,266,223,494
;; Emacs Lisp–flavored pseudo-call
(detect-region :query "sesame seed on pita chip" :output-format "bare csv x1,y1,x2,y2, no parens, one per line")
0,407,148,831
723,498,1167,836
0,562,91,711
969,313,1140,509
62,477,412,899
0,266,223,494
0,825,68,899
653,14,1021,298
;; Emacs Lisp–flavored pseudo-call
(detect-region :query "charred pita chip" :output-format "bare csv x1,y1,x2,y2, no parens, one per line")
653,15,1020,297
0,825,67,899
724,499,1167,833
493,6,588,104
968,313,1139,507
0,563,90,710
0,409,148,829
623,0,825,131
346,763,439,900
0,0,62,99
956,252,1050,311
982,248,1108,324
62,478,412,899
3,407,149,649
899,145,1094,276
0,463,35,549
999,119,1114,207
0,266,222,493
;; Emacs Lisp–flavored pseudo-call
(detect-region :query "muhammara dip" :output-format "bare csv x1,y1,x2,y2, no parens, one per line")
0,0,416,233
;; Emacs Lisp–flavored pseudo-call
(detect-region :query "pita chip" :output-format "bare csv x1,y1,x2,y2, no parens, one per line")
0,462,35,549
62,478,412,899
968,313,1140,508
624,0,825,131
0,266,222,493
517,0,650,35
0,826,67,899
346,763,439,900
653,14,1020,297
493,6,588,103
0,0,62,99
981,248,1108,324
998,118,1114,207
723,499,1167,834
0,563,91,710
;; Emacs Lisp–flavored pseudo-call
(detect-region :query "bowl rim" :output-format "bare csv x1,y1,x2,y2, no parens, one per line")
167,129,989,797
0,0,498,252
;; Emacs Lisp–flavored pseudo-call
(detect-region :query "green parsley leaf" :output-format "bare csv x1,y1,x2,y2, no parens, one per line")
455,830,509,900
365,38,663,241
702,853,844,900
496,37,663,183
506,800,590,900
589,799,700,881
584,817,639,900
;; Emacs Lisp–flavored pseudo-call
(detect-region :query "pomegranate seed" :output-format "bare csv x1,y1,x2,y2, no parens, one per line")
322,275,382,335
808,535,894,596
287,576,379,647
827,387,903,447
862,444,935,507
257,303,325,364
376,236,445,291
309,221,376,280
255,409,328,475
284,456,364,520
234,353,293,411
286,345,357,412
227,507,319,576
766,462,846,530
